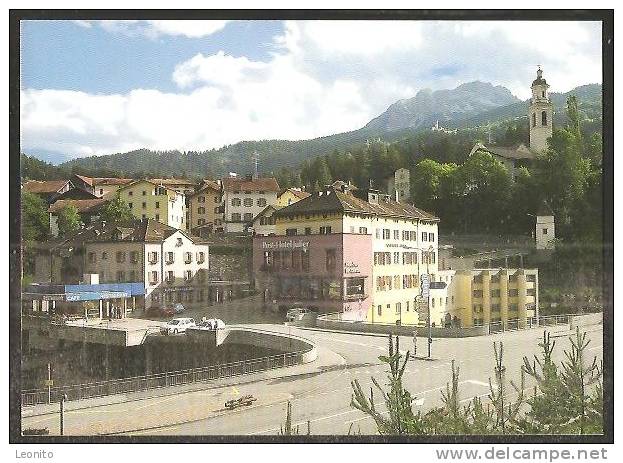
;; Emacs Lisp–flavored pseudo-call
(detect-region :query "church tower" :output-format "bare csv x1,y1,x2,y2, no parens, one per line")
529,66,553,152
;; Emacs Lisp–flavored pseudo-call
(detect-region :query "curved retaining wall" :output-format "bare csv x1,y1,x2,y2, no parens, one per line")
184,326,317,363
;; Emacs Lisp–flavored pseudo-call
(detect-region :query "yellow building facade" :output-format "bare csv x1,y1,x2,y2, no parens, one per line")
118,180,186,229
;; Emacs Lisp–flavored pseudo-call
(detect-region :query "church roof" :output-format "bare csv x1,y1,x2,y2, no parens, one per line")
471,143,538,161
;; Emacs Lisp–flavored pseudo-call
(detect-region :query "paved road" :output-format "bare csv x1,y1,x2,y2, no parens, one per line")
22,324,603,436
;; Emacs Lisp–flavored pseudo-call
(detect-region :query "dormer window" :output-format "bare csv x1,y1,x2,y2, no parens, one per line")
176,237,183,247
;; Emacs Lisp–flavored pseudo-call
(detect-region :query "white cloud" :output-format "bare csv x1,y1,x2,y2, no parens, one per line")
77,20,229,39
21,20,602,160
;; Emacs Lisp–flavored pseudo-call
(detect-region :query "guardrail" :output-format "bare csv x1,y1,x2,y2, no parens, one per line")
21,349,310,407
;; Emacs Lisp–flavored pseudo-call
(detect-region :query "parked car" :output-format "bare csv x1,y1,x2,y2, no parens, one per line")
161,317,196,335
286,306,311,322
194,318,226,330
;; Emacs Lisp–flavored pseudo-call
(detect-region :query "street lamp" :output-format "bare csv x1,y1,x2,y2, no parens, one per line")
426,245,434,358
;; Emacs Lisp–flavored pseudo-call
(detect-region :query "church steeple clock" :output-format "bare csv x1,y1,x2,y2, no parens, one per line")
529,66,553,152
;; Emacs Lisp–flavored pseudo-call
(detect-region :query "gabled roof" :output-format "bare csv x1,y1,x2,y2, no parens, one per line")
53,188,99,201
49,199,108,214
470,142,538,161
93,177,134,186
52,218,197,246
23,180,71,195
73,175,134,187
221,177,280,193
274,189,438,222
190,180,221,197
249,205,279,224
279,188,311,200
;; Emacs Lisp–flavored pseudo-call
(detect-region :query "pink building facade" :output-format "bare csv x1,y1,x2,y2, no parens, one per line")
252,234,372,320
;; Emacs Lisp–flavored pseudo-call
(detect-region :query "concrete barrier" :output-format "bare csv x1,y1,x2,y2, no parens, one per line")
569,312,603,330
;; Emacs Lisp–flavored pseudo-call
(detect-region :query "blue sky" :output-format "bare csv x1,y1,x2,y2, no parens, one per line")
20,20,602,164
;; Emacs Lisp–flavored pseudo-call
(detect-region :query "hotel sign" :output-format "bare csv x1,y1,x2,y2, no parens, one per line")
262,240,310,250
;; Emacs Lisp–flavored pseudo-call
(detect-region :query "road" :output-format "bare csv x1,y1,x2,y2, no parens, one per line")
21,323,603,436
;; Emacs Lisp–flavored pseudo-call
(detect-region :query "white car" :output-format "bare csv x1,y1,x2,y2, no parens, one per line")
194,318,226,330
161,317,195,335
286,307,310,322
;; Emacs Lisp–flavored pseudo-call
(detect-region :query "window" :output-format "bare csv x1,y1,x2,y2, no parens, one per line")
142,214,146,219
406,301,410,312
375,229,380,239
142,190,146,196
184,252,192,264
432,298,435,308
88,252,96,263
326,249,336,271
541,110,547,126
395,302,401,315
527,288,536,296
393,252,400,264
393,230,399,240
422,232,428,242
243,213,253,221
508,289,519,297
214,196,219,203
116,271,125,282
393,276,400,289
142,202,146,209
150,271,159,284
383,229,391,239
99,188,104,195
377,305,382,316
543,228,548,235
116,251,126,263
128,191,133,196
526,274,536,282
232,198,241,207
232,213,241,221
491,289,501,298
155,201,160,209
345,278,365,297
102,251,108,260
428,233,435,242
410,231,417,241
473,290,483,298
184,270,192,281
286,228,297,236
491,304,501,312
128,202,133,209
320,226,332,235
542,90,546,98
166,271,174,283
532,113,536,127
155,214,160,222
197,252,205,264
243,198,253,207
165,252,174,264
359,227,367,234
257,198,266,207
198,207,205,214
304,227,312,235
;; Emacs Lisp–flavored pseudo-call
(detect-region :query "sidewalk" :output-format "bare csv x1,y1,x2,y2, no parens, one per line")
21,344,344,420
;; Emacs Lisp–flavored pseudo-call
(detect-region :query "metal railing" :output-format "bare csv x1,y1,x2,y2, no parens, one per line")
21,349,309,407
322,312,581,334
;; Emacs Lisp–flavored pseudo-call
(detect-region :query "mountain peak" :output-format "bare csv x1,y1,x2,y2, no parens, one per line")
365,81,520,132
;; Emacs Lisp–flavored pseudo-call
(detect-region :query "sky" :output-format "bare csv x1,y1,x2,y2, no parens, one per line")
20,20,602,164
